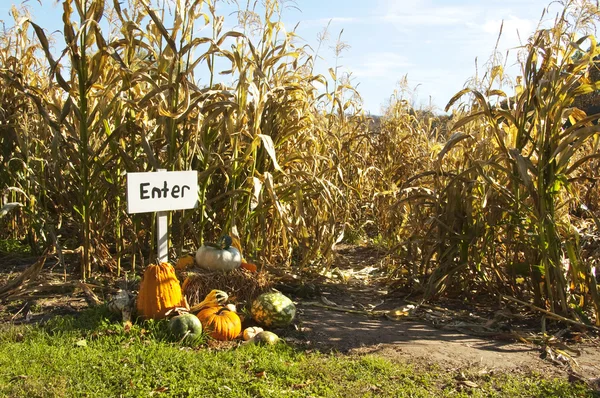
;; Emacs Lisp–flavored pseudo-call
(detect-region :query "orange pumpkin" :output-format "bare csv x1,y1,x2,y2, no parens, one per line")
136,262,188,320
197,306,241,341
241,262,258,272
175,255,195,270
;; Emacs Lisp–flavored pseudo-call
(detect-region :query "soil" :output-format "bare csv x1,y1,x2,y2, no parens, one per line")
276,245,600,383
1,245,600,386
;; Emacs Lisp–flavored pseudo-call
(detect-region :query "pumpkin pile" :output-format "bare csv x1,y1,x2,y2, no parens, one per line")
133,236,295,345
239,290,297,346
177,234,271,309
179,289,241,341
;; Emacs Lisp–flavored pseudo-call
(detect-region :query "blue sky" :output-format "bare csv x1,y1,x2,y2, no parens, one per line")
3,0,560,114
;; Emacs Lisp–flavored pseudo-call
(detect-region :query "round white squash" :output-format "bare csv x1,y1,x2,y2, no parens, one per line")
195,245,242,271
242,326,264,341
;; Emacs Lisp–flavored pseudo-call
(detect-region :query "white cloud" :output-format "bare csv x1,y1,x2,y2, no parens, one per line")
300,16,359,28
352,52,412,78
374,1,480,27
379,0,428,14
481,15,536,48
379,13,463,27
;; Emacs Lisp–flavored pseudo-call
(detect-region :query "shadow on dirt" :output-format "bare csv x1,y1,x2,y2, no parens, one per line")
273,245,600,379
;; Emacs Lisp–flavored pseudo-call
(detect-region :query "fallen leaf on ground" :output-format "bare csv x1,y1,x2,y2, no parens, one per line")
292,381,312,389
320,296,338,306
255,370,267,378
458,380,479,388
150,386,169,394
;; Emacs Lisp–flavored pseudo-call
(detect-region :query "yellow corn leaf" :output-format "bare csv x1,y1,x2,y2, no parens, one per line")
258,134,282,171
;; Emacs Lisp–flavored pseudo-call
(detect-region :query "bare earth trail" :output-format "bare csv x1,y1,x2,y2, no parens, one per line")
282,245,600,381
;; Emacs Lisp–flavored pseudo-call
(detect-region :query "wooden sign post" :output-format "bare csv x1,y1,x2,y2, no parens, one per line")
126,169,198,263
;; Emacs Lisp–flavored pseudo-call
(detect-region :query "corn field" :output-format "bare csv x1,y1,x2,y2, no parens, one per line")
1,0,599,324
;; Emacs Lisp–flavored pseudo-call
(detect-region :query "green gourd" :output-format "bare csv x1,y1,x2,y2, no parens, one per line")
248,331,280,345
251,291,296,328
169,313,203,341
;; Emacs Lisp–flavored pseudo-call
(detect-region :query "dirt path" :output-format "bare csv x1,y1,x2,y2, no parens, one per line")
297,304,600,378
281,245,600,380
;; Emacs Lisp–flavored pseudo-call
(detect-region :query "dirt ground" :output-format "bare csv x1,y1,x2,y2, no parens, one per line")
278,245,600,383
1,245,600,385
296,296,600,379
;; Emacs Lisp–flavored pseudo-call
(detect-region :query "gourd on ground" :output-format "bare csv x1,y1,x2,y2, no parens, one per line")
175,255,195,271
251,291,296,328
136,262,188,319
241,262,258,272
197,306,242,341
169,313,203,341
246,331,280,345
195,236,241,271
243,326,264,341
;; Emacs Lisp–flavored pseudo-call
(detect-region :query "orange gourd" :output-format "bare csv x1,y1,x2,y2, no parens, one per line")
136,262,188,319
197,306,241,341
241,262,257,272
175,255,195,270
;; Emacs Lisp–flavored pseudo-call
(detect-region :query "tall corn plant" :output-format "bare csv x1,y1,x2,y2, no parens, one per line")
0,6,52,253
24,0,123,277
441,0,600,319
2,0,371,275
185,0,370,267
111,0,219,258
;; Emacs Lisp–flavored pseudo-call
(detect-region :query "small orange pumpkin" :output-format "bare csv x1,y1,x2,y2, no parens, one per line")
175,255,195,270
136,262,188,320
197,306,242,341
241,262,257,272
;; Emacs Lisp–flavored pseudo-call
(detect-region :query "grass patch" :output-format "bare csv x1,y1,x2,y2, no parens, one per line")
0,239,30,255
0,307,595,397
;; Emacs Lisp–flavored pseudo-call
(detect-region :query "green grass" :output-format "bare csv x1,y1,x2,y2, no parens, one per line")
0,307,594,397
0,239,30,255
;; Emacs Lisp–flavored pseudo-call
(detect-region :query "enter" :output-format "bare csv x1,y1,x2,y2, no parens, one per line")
140,181,191,200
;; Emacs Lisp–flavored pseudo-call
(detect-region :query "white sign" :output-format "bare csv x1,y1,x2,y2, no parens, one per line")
126,170,198,214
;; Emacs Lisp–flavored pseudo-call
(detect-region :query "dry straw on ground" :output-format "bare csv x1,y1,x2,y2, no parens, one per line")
180,268,272,308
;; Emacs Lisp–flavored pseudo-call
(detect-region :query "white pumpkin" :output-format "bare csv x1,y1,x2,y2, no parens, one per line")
195,236,242,271
242,326,264,341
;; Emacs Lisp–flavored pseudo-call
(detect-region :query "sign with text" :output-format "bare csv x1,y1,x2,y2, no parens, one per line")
126,170,198,214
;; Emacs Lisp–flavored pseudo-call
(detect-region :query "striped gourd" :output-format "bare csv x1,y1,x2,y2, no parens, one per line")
251,291,296,328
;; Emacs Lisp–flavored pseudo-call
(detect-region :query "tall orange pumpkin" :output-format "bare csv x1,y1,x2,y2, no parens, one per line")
136,262,188,319
197,306,241,341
